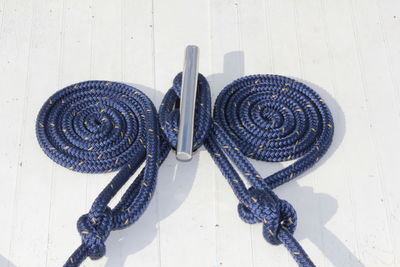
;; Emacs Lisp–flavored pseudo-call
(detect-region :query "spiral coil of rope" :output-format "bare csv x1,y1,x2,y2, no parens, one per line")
36,81,170,266
36,73,333,267
204,74,334,266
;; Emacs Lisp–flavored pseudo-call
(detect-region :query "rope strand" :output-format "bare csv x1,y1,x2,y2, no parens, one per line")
159,73,333,267
36,73,333,267
209,74,333,266
36,81,170,266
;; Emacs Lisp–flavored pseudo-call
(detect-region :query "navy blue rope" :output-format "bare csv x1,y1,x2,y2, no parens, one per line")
159,73,212,150
207,75,333,266
159,74,333,267
37,73,333,267
36,81,171,266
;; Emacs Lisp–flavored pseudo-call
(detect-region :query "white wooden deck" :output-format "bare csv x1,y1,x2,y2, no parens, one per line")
0,0,399,266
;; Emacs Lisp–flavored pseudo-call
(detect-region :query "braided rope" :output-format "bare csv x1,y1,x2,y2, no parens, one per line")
36,81,170,266
159,74,333,266
204,74,334,266
159,73,212,150
36,73,333,267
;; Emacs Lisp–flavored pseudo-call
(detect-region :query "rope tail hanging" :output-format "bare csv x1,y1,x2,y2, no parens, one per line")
36,72,333,267
36,75,212,266
36,81,172,266
159,74,334,267
207,75,333,266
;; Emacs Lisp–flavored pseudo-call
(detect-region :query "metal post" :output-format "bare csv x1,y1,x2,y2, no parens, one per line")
176,45,199,161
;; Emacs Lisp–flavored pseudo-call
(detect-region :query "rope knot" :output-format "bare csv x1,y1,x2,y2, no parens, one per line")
77,207,113,260
237,187,297,245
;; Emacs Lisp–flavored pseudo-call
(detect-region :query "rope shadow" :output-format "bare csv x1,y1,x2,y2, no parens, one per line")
99,50,358,267
295,78,345,167
208,50,362,266
104,51,245,266
103,84,200,266
254,77,361,266
278,182,364,267
0,254,16,267
284,79,362,266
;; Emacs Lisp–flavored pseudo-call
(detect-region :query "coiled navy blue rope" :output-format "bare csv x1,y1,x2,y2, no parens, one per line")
159,74,333,267
37,73,333,267
205,75,333,266
36,81,172,266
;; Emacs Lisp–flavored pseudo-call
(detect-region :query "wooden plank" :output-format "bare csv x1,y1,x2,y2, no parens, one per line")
43,0,92,266
208,1,255,267
107,0,160,266
345,0,399,265
0,0,35,266
152,1,216,267
283,0,360,266
366,0,400,264
0,1,400,266
3,0,63,266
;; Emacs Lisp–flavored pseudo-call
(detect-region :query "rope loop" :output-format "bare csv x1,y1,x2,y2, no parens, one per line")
159,73,212,151
206,74,333,267
36,80,163,267
37,73,333,267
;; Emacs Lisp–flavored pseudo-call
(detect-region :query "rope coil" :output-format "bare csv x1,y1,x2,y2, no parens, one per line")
36,81,158,173
36,81,166,266
205,74,334,266
36,74,333,267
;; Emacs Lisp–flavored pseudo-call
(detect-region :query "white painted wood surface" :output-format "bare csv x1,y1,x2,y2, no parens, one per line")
0,0,399,266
